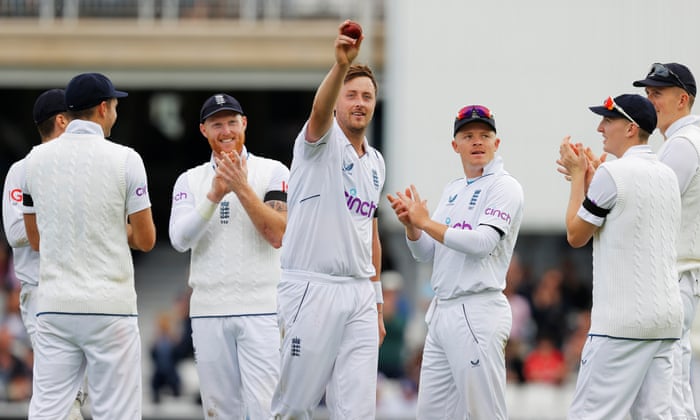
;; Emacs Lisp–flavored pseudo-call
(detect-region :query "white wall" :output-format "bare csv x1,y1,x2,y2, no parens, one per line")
383,0,700,232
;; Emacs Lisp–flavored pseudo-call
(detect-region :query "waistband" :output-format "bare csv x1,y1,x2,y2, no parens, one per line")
282,269,369,284
435,290,503,306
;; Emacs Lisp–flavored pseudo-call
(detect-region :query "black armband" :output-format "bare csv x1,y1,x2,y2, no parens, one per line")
264,190,287,203
23,193,33,207
582,196,610,218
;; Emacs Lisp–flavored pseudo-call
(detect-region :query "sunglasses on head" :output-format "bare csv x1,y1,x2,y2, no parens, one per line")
603,96,639,127
647,63,689,92
456,105,493,121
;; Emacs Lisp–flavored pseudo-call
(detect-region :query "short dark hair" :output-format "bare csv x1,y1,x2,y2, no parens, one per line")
345,64,377,94
36,114,59,139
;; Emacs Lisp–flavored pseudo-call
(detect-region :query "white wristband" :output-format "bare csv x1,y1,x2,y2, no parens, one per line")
196,197,218,220
373,281,383,304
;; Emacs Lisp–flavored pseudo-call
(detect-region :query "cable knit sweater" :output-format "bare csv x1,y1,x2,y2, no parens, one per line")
24,134,137,315
590,153,682,339
186,158,282,317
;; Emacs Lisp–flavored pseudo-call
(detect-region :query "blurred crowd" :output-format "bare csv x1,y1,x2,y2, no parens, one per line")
0,236,595,407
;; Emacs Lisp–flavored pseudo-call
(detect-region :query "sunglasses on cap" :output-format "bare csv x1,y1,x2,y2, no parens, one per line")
646,63,689,92
456,105,494,121
604,96,639,127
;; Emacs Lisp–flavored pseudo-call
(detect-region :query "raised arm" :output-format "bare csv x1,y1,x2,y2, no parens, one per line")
306,21,363,142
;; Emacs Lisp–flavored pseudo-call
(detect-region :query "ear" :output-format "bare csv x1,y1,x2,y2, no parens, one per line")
451,139,458,152
494,137,501,150
199,123,207,138
97,100,109,118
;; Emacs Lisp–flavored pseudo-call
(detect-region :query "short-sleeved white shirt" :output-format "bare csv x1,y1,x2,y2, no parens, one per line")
2,158,39,286
280,119,385,278
410,156,523,297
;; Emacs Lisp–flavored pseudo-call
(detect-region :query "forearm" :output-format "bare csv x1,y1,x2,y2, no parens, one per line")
169,199,217,252
235,184,286,248
442,225,501,257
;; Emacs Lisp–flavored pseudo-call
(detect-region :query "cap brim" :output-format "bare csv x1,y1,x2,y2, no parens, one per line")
201,106,244,122
588,106,621,118
114,90,128,98
633,78,676,88
454,117,496,135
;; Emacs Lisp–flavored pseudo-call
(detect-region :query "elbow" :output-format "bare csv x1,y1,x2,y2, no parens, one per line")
134,230,157,252
266,232,284,249
566,232,588,248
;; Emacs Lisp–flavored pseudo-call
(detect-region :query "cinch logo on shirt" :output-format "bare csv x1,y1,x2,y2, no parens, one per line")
10,188,22,203
135,185,148,197
485,207,511,224
345,190,377,218
445,217,472,230
173,191,188,201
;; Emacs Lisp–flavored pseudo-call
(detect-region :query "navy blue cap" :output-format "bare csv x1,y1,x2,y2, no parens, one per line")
589,94,657,134
65,72,128,111
200,93,244,123
633,63,696,97
453,105,497,135
33,89,66,124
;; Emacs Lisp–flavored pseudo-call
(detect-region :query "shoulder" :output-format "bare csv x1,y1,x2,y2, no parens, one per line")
249,154,289,170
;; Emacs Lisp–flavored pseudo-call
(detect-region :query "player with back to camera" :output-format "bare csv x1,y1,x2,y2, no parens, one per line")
270,20,386,419
22,72,156,420
169,93,289,419
2,89,87,420
388,104,524,419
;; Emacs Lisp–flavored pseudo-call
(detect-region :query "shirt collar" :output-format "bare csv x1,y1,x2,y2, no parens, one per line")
65,120,105,137
665,115,700,139
621,144,653,157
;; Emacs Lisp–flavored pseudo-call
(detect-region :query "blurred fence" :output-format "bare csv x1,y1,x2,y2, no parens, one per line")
0,0,383,22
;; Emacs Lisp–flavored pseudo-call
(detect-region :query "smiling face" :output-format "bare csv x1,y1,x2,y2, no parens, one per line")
596,116,635,158
644,86,689,134
452,121,500,178
335,75,376,139
199,110,247,155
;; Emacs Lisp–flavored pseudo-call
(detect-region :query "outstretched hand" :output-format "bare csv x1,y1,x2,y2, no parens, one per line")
335,20,363,66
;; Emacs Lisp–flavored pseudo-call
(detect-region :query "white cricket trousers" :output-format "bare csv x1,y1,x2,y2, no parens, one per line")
271,271,378,420
29,314,141,420
569,336,675,419
191,315,280,420
671,270,700,420
18,282,38,346
416,291,511,420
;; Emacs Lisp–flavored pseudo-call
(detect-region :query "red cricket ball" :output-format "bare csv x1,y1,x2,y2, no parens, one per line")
341,21,363,40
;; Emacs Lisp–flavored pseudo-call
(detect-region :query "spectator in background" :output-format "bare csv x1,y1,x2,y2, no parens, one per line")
530,268,567,348
150,311,182,404
523,330,567,385
0,324,31,402
504,253,533,384
378,270,409,380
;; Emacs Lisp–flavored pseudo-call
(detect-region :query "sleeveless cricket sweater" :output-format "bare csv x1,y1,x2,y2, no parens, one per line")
674,124,700,273
25,134,137,315
590,153,682,339
186,157,281,317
